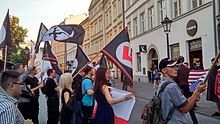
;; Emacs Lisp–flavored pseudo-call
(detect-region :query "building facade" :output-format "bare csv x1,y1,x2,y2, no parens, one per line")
124,0,216,81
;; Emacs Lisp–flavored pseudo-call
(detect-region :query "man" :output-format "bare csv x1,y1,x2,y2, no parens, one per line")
12,55,35,120
0,70,32,124
81,65,94,124
158,58,206,123
207,58,220,116
176,56,197,123
24,66,43,124
45,69,59,124
72,69,85,89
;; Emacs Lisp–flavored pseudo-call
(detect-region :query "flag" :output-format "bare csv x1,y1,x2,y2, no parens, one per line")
42,41,62,76
41,24,85,45
188,69,208,92
0,9,12,48
101,28,133,87
95,54,107,69
71,45,89,76
35,23,48,53
110,87,135,124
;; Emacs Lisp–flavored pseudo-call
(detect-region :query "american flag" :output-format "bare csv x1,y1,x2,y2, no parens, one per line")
188,69,209,92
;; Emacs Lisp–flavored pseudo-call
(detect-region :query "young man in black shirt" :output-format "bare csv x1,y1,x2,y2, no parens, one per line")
45,69,59,124
24,66,43,124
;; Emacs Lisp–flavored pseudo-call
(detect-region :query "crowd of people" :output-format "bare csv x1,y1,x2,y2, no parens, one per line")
0,54,133,124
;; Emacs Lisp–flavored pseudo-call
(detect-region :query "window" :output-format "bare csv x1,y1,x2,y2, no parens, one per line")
192,0,203,9
136,52,141,71
106,13,108,28
133,17,138,36
99,19,102,32
148,6,155,29
118,0,122,15
159,0,166,22
109,10,112,26
113,4,117,20
171,44,180,60
127,22,131,36
126,0,131,9
140,12,146,33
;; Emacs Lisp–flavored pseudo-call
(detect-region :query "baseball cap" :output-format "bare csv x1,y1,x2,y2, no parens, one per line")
159,58,177,71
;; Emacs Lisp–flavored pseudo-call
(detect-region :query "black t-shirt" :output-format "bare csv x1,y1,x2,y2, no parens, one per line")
72,74,83,89
24,76,40,97
45,78,58,98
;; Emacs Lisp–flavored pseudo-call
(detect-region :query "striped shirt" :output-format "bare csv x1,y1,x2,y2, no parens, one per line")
0,93,24,124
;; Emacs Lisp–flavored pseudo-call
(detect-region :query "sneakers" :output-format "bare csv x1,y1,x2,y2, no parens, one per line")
212,112,220,116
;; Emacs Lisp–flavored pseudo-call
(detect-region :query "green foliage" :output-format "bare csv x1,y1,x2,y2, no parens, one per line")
3,15,29,65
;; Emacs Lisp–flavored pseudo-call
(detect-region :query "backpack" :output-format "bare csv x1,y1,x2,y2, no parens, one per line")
141,82,175,124
73,77,91,101
41,78,48,95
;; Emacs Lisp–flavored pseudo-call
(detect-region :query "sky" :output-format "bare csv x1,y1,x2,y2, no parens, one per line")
0,0,91,41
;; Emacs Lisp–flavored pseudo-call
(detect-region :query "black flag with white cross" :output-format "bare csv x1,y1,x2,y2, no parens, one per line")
0,9,12,48
101,28,133,87
41,24,85,45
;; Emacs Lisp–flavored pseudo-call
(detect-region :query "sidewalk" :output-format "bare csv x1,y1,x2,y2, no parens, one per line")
113,79,220,120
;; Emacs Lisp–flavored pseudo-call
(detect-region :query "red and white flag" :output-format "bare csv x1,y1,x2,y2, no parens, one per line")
110,87,135,124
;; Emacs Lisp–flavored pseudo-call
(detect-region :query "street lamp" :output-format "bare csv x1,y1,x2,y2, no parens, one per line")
161,16,172,58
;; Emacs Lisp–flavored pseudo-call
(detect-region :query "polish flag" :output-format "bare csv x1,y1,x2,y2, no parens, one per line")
110,87,136,124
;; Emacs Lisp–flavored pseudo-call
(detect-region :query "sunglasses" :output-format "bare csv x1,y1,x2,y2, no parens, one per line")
12,82,24,85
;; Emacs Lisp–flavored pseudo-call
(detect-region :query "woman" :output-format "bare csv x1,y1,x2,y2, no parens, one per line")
59,73,73,124
93,67,133,124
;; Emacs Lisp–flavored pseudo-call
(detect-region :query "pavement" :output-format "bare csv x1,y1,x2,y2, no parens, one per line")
38,79,220,124
113,79,220,123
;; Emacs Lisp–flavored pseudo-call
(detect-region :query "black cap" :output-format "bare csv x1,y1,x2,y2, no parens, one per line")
159,58,177,71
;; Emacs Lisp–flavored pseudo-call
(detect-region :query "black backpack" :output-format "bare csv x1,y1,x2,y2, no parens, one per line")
73,77,91,101
141,82,175,124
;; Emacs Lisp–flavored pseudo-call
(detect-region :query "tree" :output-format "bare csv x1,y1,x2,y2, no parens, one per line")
3,15,28,65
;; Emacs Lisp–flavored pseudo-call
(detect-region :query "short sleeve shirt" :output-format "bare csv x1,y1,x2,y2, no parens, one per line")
82,77,94,106
25,76,40,97
157,76,191,124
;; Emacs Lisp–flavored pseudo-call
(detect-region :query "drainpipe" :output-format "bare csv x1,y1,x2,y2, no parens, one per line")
213,0,218,55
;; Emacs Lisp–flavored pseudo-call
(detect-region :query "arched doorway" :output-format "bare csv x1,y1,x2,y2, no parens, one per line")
148,48,159,69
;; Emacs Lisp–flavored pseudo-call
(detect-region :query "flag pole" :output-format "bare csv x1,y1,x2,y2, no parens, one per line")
3,45,8,71
72,51,101,79
203,51,220,84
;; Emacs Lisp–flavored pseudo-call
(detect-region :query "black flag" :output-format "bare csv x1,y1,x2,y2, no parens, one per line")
42,41,62,76
101,28,133,87
95,54,107,68
41,24,85,45
0,9,12,48
35,23,48,53
71,45,89,76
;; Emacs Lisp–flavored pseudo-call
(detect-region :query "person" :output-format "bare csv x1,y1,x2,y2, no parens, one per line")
153,65,160,90
72,69,85,89
183,61,189,68
158,58,206,123
93,67,133,124
81,65,94,124
59,73,74,124
0,70,32,124
45,69,59,124
13,55,35,120
121,73,128,91
24,66,43,124
206,58,220,116
176,56,198,124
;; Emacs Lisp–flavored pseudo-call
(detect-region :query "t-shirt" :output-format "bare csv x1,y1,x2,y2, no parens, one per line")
45,78,58,98
25,76,40,98
157,76,192,124
82,76,94,106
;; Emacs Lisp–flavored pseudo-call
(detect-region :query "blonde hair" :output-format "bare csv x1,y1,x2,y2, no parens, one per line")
59,73,73,90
